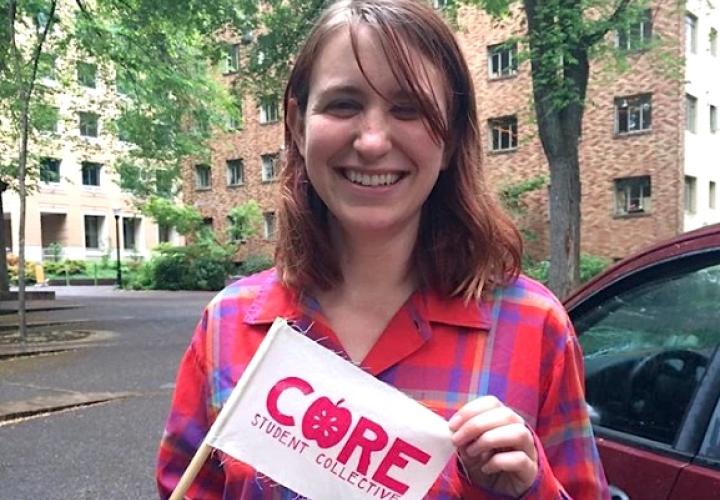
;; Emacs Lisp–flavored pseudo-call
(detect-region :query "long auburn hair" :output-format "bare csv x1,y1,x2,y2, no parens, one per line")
276,0,522,300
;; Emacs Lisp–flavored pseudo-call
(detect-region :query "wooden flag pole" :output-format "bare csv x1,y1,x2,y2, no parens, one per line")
168,320,285,500
169,442,213,500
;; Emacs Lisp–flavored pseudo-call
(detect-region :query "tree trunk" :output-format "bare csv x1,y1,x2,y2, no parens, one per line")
0,181,9,294
17,88,29,339
547,154,581,299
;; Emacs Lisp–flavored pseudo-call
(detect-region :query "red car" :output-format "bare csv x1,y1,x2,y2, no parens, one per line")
564,224,720,500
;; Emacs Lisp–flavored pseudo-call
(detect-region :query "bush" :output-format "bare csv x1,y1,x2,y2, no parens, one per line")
8,259,39,285
43,260,87,276
148,241,234,291
239,254,274,275
523,254,612,287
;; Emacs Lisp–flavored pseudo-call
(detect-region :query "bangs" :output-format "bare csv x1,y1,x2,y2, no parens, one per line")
345,14,450,145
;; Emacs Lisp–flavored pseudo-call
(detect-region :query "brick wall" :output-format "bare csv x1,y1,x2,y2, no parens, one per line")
185,1,686,263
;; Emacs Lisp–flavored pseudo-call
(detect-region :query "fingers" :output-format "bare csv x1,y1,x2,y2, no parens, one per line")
463,422,535,459
449,397,525,448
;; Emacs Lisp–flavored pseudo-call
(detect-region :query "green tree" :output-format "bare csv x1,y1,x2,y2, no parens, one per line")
232,0,658,298
0,0,254,334
0,0,58,336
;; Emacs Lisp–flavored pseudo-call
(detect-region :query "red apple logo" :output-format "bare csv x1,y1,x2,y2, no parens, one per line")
302,396,352,448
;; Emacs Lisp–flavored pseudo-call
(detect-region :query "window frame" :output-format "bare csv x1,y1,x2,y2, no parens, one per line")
226,159,244,186
40,157,61,184
686,13,698,54
687,94,698,133
616,9,653,51
263,211,277,241
614,176,652,216
77,61,97,88
710,105,717,134
194,164,211,190
614,94,652,135
83,215,103,249
487,42,518,79
488,116,518,152
224,44,240,74
261,153,280,182
259,99,280,124
685,175,698,213
81,161,102,187
78,111,99,137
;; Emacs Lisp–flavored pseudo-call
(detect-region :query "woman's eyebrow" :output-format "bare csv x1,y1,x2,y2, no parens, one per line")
315,83,364,97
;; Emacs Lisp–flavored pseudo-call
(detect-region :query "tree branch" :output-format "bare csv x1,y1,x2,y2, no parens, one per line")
582,0,633,47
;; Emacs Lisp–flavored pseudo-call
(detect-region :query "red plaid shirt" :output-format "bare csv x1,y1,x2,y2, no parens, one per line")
157,269,609,499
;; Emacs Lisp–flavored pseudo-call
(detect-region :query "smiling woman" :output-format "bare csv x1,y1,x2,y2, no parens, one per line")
157,1,609,499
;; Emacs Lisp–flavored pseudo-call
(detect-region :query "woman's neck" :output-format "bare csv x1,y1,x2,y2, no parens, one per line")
324,219,419,303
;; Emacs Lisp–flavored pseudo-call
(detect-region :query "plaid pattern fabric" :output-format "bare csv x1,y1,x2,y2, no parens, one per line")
157,269,609,499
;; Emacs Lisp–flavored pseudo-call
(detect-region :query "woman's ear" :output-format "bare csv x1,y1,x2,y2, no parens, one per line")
286,98,305,157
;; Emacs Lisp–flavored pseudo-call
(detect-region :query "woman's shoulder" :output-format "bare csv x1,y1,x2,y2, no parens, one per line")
207,268,281,310
494,273,566,314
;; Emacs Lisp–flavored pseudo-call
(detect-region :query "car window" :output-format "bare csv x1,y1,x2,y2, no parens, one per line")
576,261,720,445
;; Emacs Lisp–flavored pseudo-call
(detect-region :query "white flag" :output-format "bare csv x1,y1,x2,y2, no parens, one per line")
204,318,456,500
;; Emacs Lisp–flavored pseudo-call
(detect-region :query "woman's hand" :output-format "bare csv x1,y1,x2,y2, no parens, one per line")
449,396,538,498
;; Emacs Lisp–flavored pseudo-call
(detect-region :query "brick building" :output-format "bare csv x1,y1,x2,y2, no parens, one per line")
185,0,719,263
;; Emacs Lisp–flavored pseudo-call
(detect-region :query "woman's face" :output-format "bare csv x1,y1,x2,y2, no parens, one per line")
289,25,448,241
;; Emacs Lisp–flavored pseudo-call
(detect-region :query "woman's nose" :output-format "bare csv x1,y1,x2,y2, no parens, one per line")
353,111,392,161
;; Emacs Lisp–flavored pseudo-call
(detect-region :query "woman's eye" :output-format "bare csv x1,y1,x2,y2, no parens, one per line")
326,100,360,116
392,103,421,120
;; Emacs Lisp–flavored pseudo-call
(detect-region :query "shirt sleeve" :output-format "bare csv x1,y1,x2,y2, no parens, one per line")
456,304,609,500
156,311,226,499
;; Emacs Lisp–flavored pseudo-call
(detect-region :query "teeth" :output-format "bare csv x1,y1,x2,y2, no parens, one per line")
346,170,400,187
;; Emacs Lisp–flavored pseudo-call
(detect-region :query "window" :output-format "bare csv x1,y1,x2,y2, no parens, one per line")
224,44,240,74
81,162,101,186
615,94,652,134
195,164,211,189
226,159,244,186
79,112,99,137
685,175,697,213
615,176,651,215
35,105,59,133
259,99,279,124
488,42,518,79
122,217,139,250
575,259,720,445
261,154,280,182
84,215,103,249
432,0,448,8
263,212,277,241
158,224,172,244
686,94,698,133
488,116,518,152
711,28,718,56
686,13,698,54
40,158,61,183
228,102,243,130
77,62,97,88
710,181,716,209
617,9,653,51
711,105,717,134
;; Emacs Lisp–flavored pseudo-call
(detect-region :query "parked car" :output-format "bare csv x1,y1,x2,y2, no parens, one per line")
565,224,720,500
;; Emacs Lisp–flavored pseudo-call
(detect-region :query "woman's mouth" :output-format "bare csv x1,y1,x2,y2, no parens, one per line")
343,169,403,187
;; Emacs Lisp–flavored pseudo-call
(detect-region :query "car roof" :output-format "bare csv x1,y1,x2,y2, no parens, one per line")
564,223,720,311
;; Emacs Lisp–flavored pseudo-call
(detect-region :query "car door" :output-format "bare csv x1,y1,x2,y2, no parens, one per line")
669,389,720,499
569,250,720,500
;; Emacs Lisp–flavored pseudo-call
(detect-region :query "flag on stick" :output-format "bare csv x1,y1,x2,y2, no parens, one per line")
170,318,456,500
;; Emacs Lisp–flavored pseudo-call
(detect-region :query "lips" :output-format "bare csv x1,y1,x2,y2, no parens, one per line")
342,169,403,187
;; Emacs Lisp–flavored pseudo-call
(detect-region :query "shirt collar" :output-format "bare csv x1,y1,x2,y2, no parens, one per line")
243,270,492,331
